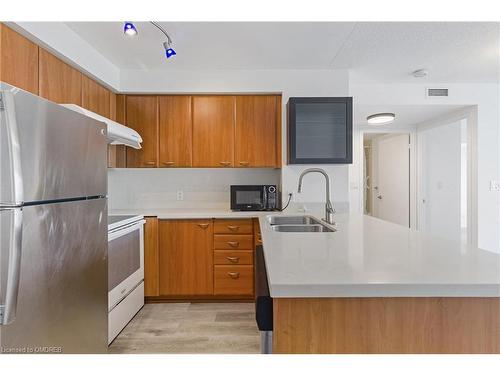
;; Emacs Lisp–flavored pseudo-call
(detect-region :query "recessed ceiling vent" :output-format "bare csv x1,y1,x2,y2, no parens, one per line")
426,88,449,97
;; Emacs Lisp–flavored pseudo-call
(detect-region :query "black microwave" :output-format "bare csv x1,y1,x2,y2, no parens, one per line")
230,185,278,211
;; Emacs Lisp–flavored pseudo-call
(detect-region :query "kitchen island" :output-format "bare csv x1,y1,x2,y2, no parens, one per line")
259,213,500,353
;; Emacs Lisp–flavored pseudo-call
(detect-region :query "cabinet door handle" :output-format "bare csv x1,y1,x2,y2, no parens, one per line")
143,161,156,166
226,256,240,263
162,161,174,166
228,272,240,279
219,161,231,166
197,223,210,229
239,161,250,166
227,225,239,232
227,241,239,248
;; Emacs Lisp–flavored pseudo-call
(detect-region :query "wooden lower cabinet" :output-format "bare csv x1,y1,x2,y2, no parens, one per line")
145,217,256,301
158,219,214,296
143,217,159,297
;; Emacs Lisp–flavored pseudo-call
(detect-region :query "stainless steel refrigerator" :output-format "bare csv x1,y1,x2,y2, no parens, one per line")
0,82,108,353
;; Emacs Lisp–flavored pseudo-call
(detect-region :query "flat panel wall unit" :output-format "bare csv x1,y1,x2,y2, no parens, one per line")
287,97,353,164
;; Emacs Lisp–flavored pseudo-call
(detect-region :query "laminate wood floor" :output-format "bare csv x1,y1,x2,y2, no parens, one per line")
108,303,260,354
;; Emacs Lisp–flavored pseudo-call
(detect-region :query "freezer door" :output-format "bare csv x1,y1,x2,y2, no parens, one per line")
0,83,107,205
0,198,108,354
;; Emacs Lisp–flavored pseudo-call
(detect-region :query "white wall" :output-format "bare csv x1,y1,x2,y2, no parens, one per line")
120,68,351,209
108,168,280,210
350,83,500,253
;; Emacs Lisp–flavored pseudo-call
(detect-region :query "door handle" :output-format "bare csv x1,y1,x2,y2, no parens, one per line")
143,161,156,166
1,209,23,325
227,225,239,232
227,241,239,248
227,272,240,279
226,256,240,263
197,223,210,229
239,161,250,166
219,161,231,166
161,161,174,166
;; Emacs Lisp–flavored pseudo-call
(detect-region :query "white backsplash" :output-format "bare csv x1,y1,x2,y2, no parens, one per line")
108,168,281,210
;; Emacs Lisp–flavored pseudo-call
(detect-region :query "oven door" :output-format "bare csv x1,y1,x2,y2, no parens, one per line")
108,220,145,311
231,185,265,211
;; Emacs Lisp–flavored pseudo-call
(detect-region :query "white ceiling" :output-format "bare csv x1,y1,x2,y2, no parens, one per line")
354,105,466,128
65,22,499,83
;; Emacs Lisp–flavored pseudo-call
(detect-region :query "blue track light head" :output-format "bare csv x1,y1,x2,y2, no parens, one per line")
163,41,176,58
124,22,138,36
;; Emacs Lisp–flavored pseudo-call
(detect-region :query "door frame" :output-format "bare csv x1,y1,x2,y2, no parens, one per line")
358,128,418,229
415,106,478,247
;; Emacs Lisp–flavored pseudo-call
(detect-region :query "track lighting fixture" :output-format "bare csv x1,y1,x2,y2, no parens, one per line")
123,22,138,36
122,21,176,59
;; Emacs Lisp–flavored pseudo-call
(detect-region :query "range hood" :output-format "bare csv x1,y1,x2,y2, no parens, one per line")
61,104,143,149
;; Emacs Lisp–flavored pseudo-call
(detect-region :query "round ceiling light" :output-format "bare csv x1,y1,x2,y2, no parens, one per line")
412,69,428,78
367,113,396,125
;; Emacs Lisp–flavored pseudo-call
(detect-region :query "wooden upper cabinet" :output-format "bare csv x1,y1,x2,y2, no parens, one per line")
126,95,158,168
158,96,192,167
192,96,235,167
39,48,82,105
0,24,39,94
159,220,214,296
235,95,279,167
81,75,110,117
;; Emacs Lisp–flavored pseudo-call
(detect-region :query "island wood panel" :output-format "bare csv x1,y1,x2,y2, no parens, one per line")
235,95,278,167
39,48,82,105
81,75,110,117
273,297,500,354
192,96,235,167
0,24,39,94
158,219,214,296
144,217,159,297
158,95,192,167
126,95,158,168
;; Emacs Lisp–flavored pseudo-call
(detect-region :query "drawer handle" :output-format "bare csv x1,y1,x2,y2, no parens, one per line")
219,161,231,166
143,161,156,166
227,225,239,231
162,161,174,166
198,223,210,229
228,272,240,279
226,256,240,263
227,241,239,248
239,161,250,166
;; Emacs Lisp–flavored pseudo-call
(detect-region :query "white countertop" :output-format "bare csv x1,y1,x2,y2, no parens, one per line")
259,213,500,298
109,207,500,298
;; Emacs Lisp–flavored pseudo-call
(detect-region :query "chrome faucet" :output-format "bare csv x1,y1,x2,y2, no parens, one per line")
297,168,335,225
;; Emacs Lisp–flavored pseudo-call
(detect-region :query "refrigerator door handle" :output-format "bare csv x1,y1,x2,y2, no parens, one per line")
0,91,24,207
0,208,23,325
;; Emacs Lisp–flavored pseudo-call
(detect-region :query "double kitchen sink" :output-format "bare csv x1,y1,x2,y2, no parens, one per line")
268,215,336,233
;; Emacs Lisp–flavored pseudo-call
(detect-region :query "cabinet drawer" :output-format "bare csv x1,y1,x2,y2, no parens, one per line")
214,219,253,234
214,265,254,295
214,250,253,265
214,234,253,250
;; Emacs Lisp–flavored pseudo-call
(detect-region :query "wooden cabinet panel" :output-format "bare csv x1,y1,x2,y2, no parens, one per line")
39,48,82,105
235,95,278,167
214,219,253,234
126,95,158,168
0,24,39,94
214,265,254,296
214,250,253,265
192,96,234,167
159,220,214,296
158,95,192,167
81,75,110,117
214,234,253,250
144,217,159,297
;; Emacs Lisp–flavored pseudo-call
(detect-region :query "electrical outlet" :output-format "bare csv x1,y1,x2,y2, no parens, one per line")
490,180,500,191
176,190,184,201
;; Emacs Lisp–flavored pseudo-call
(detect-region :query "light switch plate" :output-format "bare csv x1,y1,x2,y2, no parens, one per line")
490,181,500,191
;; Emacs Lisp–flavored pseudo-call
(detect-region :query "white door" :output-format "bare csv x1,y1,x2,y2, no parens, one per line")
372,134,410,227
419,120,464,242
